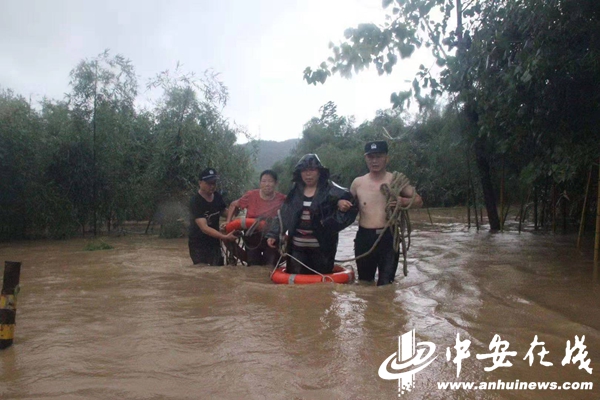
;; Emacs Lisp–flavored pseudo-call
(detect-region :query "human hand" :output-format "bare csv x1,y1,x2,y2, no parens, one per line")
220,222,228,231
267,238,277,248
337,199,352,212
223,231,238,242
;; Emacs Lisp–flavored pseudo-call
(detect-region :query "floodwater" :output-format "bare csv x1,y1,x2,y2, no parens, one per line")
0,209,599,400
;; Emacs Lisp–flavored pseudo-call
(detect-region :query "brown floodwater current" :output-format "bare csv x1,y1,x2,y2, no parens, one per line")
0,209,599,399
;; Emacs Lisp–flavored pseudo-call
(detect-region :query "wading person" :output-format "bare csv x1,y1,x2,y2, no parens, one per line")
188,168,237,265
225,170,286,266
350,141,423,285
266,154,357,274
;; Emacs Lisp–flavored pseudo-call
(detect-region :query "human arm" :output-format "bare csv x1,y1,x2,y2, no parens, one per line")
350,177,358,198
266,196,289,248
339,178,360,212
196,218,238,241
337,199,353,212
226,199,241,223
398,185,423,209
320,182,358,232
265,215,282,249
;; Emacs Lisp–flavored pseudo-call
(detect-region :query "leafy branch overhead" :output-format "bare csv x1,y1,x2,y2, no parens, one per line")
304,0,465,110
303,0,600,231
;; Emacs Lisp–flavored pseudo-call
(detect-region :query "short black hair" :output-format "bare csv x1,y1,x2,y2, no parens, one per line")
260,169,278,182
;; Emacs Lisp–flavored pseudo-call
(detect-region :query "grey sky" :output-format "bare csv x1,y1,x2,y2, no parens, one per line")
1,0,427,142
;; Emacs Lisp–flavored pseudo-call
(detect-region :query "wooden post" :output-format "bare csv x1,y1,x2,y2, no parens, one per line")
534,186,538,230
562,191,568,234
541,182,547,229
500,159,505,231
0,261,21,349
466,151,472,229
470,174,480,231
426,207,434,225
552,182,557,233
577,166,592,248
480,206,483,226
594,158,600,262
518,190,528,233
467,184,471,228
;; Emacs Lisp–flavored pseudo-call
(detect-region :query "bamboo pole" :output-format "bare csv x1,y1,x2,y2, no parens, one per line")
577,166,592,248
594,157,600,262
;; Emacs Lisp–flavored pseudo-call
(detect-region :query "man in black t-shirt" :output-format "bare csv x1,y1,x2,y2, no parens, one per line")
188,168,238,265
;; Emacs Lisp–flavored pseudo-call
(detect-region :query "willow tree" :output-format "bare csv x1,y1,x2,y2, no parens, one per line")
68,50,138,235
144,67,254,235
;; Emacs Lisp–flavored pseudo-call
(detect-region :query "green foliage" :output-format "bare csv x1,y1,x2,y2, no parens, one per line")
305,0,600,229
274,101,469,207
0,52,256,240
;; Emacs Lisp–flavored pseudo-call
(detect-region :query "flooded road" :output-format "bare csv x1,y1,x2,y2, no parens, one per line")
0,209,599,399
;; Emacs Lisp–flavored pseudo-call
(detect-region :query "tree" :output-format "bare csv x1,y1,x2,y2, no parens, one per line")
144,67,254,236
68,49,138,235
0,89,43,239
304,0,600,231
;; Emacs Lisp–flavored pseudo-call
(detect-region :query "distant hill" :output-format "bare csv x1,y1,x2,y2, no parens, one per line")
244,139,299,171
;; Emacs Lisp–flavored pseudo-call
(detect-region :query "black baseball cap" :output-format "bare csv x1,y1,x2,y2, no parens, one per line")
200,168,219,182
364,141,388,155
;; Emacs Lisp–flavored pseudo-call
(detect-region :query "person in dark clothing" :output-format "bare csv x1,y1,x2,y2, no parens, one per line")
188,168,238,265
266,154,357,274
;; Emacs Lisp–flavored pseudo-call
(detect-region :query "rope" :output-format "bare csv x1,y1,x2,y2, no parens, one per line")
224,216,271,265
269,209,287,279
268,209,336,282
268,252,336,283
242,217,268,251
335,171,414,276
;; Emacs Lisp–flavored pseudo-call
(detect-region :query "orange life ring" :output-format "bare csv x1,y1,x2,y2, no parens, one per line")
271,264,354,284
225,218,266,233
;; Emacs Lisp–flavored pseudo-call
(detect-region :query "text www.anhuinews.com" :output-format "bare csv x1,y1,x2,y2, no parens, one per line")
437,380,593,391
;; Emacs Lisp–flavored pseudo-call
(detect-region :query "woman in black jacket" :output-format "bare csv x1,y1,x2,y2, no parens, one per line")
266,154,357,274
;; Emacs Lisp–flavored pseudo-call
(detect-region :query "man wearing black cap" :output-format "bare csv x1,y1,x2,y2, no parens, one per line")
188,168,238,265
348,141,423,285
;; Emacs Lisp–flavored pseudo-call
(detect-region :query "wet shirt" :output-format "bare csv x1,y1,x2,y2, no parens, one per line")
189,191,226,240
237,189,286,218
292,196,319,249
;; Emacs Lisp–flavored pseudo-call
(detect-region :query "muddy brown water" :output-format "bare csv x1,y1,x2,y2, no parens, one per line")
0,209,599,399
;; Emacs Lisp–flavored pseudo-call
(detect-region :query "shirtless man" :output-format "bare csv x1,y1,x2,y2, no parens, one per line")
339,141,423,285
